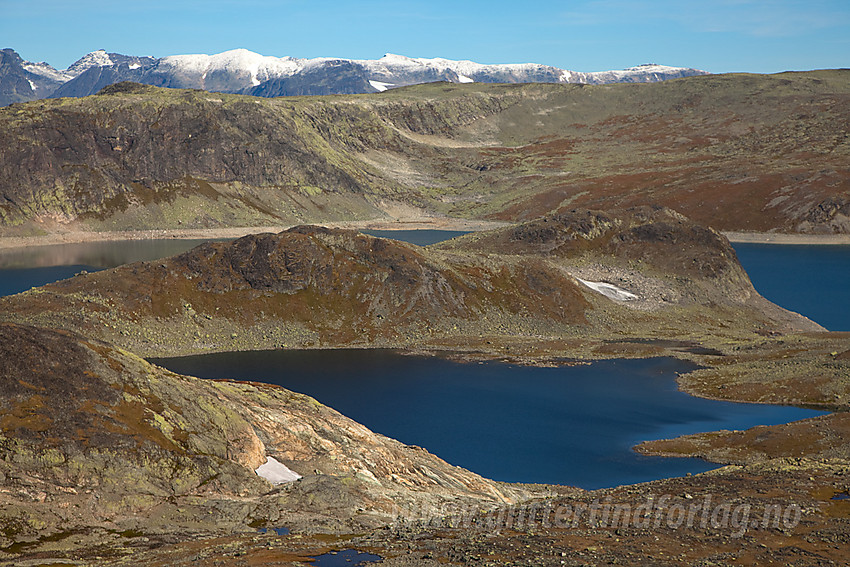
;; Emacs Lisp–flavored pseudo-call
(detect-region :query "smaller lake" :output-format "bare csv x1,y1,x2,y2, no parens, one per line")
151,350,823,489
0,265,100,297
0,239,217,297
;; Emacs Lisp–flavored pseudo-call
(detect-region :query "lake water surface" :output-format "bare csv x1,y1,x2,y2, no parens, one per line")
731,243,850,331
0,239,214,297
151,350,822,489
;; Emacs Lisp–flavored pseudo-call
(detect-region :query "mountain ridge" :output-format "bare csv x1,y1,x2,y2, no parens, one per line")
0,47,709,105
1,74,847,236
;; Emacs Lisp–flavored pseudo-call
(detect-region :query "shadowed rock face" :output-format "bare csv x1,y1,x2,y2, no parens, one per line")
0,323,265,468
0,323,533,547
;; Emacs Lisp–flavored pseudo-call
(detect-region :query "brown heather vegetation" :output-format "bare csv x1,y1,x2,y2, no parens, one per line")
1,71,848,236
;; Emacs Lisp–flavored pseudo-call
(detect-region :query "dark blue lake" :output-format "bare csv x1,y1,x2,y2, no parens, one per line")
150,350,822,489
731,243,850,331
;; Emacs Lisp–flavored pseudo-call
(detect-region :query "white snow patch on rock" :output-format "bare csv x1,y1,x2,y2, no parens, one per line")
161,49,302,87
255,456,301,484
369,80,394,92
22,61,73,82
66,50,114,78
576,278,638,301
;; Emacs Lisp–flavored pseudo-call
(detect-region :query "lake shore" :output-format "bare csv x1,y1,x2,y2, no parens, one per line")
0,217,508,251
723,231,850,245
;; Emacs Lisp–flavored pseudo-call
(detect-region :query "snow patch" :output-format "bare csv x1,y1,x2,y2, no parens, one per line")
369,80,394,92
255,456,301,484
66,50,114,78
576,63,708,84
358,54,580,86
26,78,37,91
128,63,141,70
22,61,73,82
576,278,638,301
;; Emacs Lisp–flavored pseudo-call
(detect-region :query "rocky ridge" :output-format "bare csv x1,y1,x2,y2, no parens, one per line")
0,208,822,359
1,73,848,236
0,47,709,105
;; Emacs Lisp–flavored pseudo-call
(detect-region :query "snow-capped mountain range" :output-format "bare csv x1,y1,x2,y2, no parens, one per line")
1,47,710,106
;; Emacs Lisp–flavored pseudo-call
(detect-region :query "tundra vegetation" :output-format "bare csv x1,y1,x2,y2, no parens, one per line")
0,74,848,565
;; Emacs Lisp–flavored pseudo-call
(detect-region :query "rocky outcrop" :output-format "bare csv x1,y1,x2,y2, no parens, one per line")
245,59,378,97
0,322,532,550
0,210,822,359
444,206,745,279
0,82,403,230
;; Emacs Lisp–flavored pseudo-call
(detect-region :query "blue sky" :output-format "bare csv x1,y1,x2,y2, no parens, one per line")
3,0,849,73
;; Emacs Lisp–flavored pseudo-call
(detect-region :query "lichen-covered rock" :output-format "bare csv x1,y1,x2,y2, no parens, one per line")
0,323,534,552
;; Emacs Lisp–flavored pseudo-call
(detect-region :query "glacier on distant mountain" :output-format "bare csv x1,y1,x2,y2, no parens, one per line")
159,49,301,88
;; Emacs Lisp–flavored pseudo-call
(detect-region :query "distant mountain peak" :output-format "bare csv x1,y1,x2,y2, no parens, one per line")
67,49,114,77
380,53,415,63
1,47,711,106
